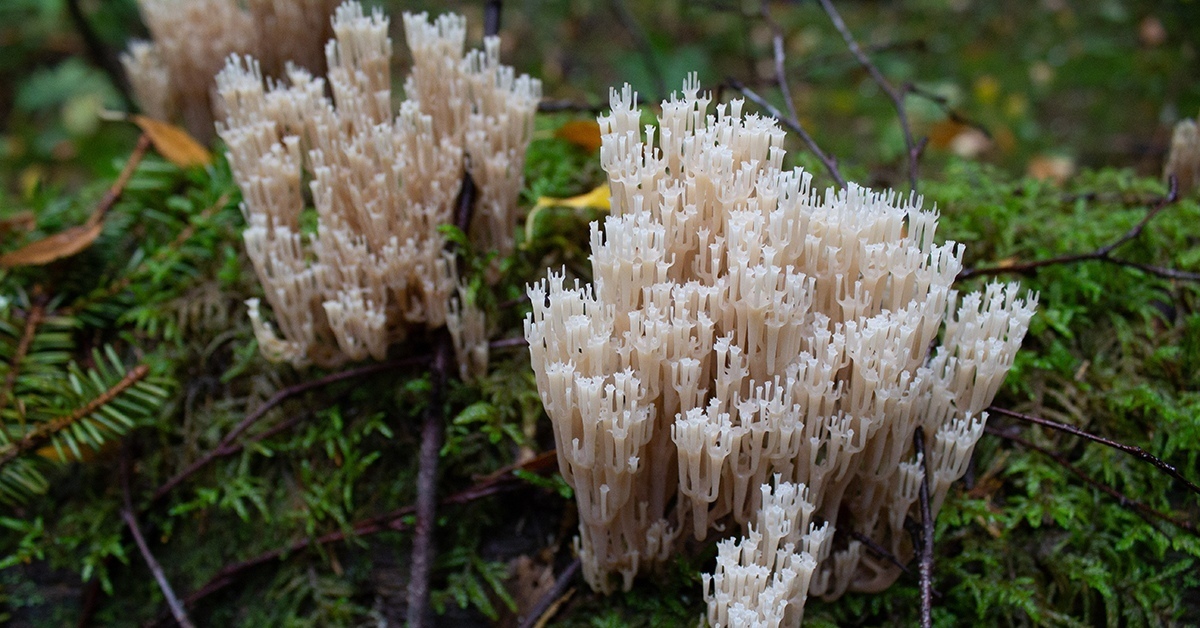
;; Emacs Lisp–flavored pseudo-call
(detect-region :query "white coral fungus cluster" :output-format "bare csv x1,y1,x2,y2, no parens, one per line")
524,75,1037,624
216,1,540,369
122,0,340,139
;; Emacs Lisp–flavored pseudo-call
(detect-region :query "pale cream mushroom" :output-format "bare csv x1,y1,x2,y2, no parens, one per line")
525,74,1037,618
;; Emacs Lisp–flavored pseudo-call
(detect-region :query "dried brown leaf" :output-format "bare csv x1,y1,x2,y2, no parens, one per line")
0,222,103,268
131,115,212,168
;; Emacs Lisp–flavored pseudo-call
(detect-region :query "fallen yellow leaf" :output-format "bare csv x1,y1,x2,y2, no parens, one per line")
0,222,103,268
131,114,212,168
525,184,611,247
534,183,611,211
554,119,603,153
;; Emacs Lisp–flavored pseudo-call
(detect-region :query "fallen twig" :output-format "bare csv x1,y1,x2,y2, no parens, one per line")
407,335,450,628
489,335,529,351
91,134,153,227
817,0,921,191
122,451,195,628
518,557,581,628
988,405,1200,499
914,427,934,628
151,357,427,502
986,426,1197,536
484,0,502,37
960,178,1200,282
728,77,847,189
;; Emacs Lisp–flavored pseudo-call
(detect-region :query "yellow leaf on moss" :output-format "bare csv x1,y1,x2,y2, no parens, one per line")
131,115,212,167
534,183,611,211
525,184,611,248
554,120,603,153
0,222,103,268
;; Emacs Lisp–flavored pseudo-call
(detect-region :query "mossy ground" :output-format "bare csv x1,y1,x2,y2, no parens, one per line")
1,0,1198,625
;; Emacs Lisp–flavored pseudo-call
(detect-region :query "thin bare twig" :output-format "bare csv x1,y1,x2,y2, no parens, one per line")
64,0,134,110
985,426,1197,537
849,530,913,577
906,84,992,140
90,134,153,227
758,2,799,123
608,0,666,99
914,427,934,628
518,557,581,628
988,405,1200,499
816,0,921,191
151,357,426,502
960,178,1200,282
537,99,606,114
122,451,195,628
727,77,847,189
489,336,529,351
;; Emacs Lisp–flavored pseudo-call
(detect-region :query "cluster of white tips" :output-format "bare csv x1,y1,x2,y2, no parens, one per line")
525,74,1037,618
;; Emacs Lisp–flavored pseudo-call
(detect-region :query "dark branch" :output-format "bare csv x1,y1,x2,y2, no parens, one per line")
988,405,1200,498
518,557,581,628
406,335,451,628
727,77,847,189
608,0,666,99
959,178,1200,282
488,335,529,351
483,0,502,37
816,0,921,191
985,426,1197,537
122,451,195,628
914,427,934,628
537,99,607,114
64,0,134,110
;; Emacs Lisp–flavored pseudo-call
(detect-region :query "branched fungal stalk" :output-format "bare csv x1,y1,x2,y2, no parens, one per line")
216,1,540,371
524,75,1037,622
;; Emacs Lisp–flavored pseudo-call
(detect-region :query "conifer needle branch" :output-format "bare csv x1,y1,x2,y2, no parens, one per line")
959,178,1200,281
985,426,1197,537
914,427,934,628
728,78,847,189
121,455,195,628
0,302,45,419
518,557,581,628
988,405,1200,498
150,357,427,503
0,364,149,470
816,0,921,192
